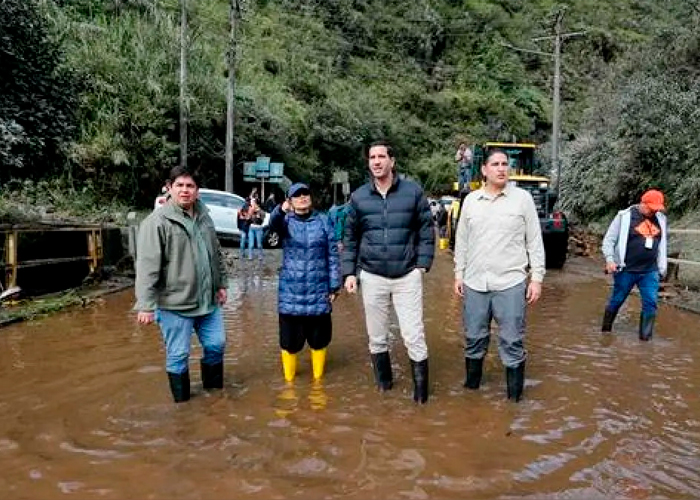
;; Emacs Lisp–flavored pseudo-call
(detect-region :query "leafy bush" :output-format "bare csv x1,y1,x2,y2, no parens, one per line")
561,18,700,220
0,0,79,181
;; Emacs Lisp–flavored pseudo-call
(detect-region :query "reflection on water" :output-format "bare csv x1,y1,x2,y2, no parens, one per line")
0,251,699,499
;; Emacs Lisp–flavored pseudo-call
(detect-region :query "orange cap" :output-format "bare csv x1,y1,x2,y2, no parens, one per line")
641,189,665,212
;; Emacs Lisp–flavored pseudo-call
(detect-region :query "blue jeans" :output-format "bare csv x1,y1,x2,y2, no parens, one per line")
463,280,527,367
239,230,247,253
248,227,263,259
606,270,659,316
156,308,226,374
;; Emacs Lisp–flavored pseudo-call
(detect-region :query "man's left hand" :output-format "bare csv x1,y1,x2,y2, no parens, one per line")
216,288,228,305
526,281,542,305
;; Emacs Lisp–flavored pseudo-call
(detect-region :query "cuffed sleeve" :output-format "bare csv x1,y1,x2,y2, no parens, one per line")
523,195,546,283
657,213,668,277
602,213,622,264
134,217,163,311
269,205,288,237
453,198,469,280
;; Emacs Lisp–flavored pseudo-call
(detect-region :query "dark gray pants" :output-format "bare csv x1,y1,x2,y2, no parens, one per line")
463,280,527,368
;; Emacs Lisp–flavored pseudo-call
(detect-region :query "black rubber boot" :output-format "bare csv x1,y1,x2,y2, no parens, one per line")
201,361,224,389
167,371,191,403
639,313,656,341
371,352,393,391
410,359,429,404
505,362,525,402
463,357,484,390
601,308,618,332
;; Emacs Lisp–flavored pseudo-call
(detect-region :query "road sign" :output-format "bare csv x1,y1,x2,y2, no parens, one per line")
269,162,284,183
342,182,350,195
332,171,349,184
243,162,257,182
256,155,270,179
244,157,284,183
256,155,270,171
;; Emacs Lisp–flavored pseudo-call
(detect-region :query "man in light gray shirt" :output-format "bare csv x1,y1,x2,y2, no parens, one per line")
453,149,545,402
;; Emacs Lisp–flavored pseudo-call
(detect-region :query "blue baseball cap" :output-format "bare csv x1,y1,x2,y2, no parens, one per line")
287,183,311,198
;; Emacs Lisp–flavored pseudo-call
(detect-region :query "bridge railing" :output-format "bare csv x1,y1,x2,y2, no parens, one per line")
1,225,104,290
668,228,700,287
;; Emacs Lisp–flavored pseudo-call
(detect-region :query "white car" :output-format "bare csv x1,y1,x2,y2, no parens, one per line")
154,188,280,248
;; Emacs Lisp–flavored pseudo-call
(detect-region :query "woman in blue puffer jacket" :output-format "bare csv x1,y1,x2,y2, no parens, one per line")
269,182,341,383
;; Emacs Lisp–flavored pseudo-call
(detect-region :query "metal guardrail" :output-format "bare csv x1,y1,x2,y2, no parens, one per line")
668,228,700,267
2,226,104,289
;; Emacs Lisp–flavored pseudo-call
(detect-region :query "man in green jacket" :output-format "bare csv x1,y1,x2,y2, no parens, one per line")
135,166,229,402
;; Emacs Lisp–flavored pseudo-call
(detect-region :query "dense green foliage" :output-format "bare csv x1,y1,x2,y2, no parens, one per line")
0,0,694,214
0,0,79,182
560,7,700,220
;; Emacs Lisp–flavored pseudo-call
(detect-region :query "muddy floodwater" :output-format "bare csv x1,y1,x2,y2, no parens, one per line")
1,251,700,499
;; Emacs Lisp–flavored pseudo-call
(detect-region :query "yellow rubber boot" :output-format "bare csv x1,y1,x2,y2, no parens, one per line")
281,350,297,383
310,348,327,381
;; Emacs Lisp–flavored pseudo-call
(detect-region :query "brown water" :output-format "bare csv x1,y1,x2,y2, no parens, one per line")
1,252,699,499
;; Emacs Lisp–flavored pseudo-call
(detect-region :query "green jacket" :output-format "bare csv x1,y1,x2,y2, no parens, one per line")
135,200,228,312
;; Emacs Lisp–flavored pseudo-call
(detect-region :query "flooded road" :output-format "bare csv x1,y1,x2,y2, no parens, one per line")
1,251,700,499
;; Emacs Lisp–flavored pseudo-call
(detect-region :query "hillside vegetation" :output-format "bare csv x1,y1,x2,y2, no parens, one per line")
0,0,696,216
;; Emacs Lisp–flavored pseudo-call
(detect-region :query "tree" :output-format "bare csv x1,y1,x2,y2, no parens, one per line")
0,0,78,181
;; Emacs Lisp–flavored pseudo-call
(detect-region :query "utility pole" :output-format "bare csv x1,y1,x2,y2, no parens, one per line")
499,8,584,194
552,10,563,193
225,0,239,194
179,0,188,169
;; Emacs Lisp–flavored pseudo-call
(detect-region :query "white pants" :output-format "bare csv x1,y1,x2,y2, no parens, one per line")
359,269,428,362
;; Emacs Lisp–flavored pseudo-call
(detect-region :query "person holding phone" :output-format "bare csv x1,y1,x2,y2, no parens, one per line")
269,183,341,383
247,198,265,261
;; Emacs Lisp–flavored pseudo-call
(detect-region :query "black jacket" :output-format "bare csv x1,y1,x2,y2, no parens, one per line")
342,176,435,278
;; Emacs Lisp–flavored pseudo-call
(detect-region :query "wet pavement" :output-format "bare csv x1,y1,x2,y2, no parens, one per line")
1,251,699,499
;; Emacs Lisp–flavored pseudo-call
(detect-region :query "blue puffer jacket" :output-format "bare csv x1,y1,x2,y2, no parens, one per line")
270,206,341,316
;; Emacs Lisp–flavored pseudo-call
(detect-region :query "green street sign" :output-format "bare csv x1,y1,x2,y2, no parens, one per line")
269,162,284,183
243,161,257,182
244,158,284,183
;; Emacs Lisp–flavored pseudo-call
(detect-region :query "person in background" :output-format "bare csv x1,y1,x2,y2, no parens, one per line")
269,183,340,383
135,166,228,403
453,149,545,403
449,187,471,251
237,202,251,259
264,192,277,213
247,198,265,261
343,140,435,404
436,201,448,239
601,189,667,340
328,201,348,253
455,142,473,189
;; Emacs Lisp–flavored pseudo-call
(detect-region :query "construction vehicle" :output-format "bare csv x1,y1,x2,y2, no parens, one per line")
449,142,569,269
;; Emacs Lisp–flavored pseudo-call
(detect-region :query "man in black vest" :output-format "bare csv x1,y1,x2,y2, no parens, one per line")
342,140,435,403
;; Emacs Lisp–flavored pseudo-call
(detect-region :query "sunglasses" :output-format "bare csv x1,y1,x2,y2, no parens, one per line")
291,190,311,198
